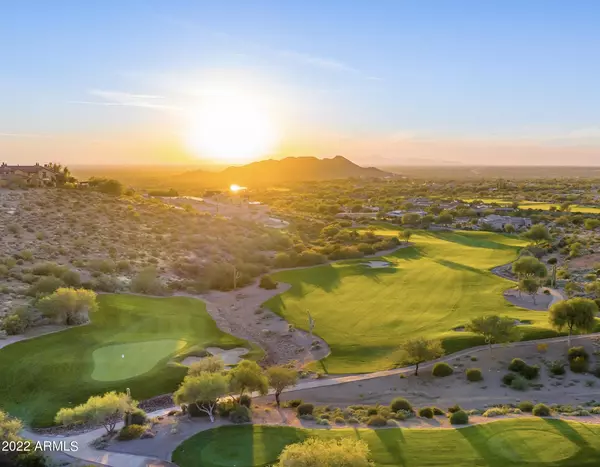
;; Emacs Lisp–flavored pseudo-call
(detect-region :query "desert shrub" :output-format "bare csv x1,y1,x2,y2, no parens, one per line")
510,375,529,391
1,313,28,335
61,269,81,287
297,403,314,416
570,356,589,373
447,404,462,414
521,364,540,380
508,358,527,372
334,417,345,425
27,276,64,296
118,424,146,441
502,373,516,385
432,362,454,377
518,401,534,412
418,407,434,418
277,438,372,467
239,394,252,408
549,360,566,375
537,343,548,353
188,356,225,376
568,346,590,362
366,415,387,426
126,408,147,426
482,408,506,417
367,407,378,416
466,368,483,382
432,407,445,415
259,275,277,290
390,398,412,412
449,410,469,425
532,403,551,416
38,288,98,325
217,399,236,417
229,405,252,424
285,399,303,408
130,267,165,295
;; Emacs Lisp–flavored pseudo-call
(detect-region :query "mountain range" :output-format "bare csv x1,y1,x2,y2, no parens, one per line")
176,155,394,186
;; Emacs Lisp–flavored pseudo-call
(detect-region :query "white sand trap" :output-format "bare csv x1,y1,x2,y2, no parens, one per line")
364,261,392,268
181,347,249,367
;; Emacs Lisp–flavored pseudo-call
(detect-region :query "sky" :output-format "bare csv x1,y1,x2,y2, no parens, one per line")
2,0,600,166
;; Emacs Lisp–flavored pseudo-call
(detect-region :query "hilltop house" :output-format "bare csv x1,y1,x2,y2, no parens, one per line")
479,214,532,231
0,163,58,187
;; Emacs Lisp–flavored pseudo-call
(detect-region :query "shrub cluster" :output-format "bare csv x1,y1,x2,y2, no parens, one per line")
568,347,590,373
432,362,454,377
118,424,146,441
449,410,469,425
297,403,314,416
532,403,551,417
466,368,483,382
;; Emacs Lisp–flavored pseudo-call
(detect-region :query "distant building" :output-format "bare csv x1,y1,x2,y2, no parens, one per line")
479,215,532,231
0,163,58,187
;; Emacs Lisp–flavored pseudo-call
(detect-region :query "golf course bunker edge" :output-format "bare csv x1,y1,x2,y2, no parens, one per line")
91,339,187,382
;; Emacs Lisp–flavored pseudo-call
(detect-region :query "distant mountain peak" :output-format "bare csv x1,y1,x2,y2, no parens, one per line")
178,155,395,186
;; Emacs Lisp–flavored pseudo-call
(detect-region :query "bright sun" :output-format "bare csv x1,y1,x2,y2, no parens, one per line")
185,89,279,164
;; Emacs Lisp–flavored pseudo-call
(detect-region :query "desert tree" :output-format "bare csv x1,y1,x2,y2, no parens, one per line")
504,224,516,234
37,287,98,325
519,277,540,304
229,360,268,400
55,391,135,434
188,356,225,377
400,229,413,244
267,366,298,407
173,373,229,422
399,337,444,376
549,298,597,347
511,256,547,280
466,315,519,355
523,224,551,245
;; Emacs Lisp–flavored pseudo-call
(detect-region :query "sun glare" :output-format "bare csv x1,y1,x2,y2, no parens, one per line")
230,184,246,192
185,89,280,164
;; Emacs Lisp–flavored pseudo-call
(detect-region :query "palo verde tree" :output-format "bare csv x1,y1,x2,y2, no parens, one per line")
466,315,519,355
228,360,268,400
277,438,373,467
173,372,229,422
188,355,225,377
400,229,413,244
55,391,135,434
519,277,541,304
549,298,597,347
399,337,444,376
512,256,547,280
267,366,298,407
523,224,551,245
37,287,98,325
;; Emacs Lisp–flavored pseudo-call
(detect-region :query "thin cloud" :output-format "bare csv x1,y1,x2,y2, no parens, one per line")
277,50,359,74
0,132,53,139
70,90,181,111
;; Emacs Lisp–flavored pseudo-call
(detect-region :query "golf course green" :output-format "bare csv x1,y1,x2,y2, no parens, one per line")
0,294,257,427
172,419,600,467
265,230,555,373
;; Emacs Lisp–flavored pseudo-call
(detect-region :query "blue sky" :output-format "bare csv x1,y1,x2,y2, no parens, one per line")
2,0,600,165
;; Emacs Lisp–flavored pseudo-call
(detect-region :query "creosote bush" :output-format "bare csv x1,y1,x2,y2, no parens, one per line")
297,403,314,416
449,410,469,425
532,403,551,417
518,401,534,412
366,415,387,426
418,407,434,419
432,362,454,377
466,368,483,382
390,398,412,412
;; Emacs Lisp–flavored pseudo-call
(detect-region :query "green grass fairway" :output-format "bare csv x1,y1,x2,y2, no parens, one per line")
172,419,600,467
0,294,257,427
265,230,559,373
91,339,186,381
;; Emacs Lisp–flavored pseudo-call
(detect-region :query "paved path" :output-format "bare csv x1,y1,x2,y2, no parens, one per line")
19,331,600,467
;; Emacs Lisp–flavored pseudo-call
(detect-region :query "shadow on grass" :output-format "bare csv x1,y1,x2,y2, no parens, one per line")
373,427,407,466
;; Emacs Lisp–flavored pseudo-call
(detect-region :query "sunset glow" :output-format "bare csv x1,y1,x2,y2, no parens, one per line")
184,89,280,164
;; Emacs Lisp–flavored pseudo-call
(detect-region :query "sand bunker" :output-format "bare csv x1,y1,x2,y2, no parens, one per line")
364,261,392,268
181,347,249,367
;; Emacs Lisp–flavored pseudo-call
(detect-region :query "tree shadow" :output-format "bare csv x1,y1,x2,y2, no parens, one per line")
373,427,407,466
433,258,487,276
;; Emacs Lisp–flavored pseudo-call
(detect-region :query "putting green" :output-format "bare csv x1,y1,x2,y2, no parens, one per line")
0,294,259,427
91,339,186,381
265,230,565,373
172,419,600,467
